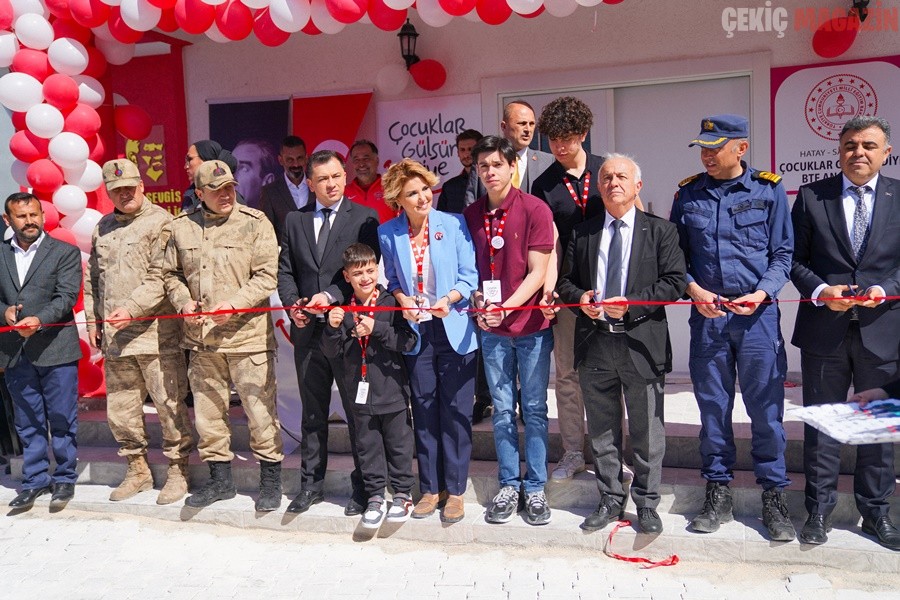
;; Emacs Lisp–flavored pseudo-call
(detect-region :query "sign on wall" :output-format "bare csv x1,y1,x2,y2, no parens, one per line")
376,93,482,182
771,55,900,194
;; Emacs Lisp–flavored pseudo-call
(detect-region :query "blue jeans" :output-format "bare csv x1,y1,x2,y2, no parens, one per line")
481,328,553,493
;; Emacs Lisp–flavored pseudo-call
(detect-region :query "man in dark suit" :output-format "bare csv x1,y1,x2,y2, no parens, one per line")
791,115,900,550
437,129,481,215
558,155,686,534
1,192,82,510
277,150,380,516
260,135,309,245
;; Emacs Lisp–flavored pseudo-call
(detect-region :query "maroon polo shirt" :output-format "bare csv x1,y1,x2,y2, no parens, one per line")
463,186,554,337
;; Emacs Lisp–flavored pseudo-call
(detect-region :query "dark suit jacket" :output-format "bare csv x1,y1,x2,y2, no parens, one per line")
437,171,468,214
0,235,82,368
277,197,380,349
791,173,900,362
464,148,554,206
557,209,687,380
260,177,304,245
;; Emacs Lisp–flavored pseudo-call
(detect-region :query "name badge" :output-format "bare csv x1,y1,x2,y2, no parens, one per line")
484,280,502,304
417,296,433,322
355,381,370,405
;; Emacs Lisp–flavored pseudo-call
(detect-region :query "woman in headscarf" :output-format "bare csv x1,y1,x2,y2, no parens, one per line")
181,140,241,211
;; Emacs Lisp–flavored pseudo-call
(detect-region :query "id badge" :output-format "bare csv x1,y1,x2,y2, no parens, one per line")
417,296,433,322
484,280,502,304
355,381,370,405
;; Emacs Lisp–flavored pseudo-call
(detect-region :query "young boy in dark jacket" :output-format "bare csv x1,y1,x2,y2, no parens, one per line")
322,243,418,529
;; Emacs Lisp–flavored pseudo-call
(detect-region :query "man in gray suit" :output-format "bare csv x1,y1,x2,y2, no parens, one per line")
1,192,82,510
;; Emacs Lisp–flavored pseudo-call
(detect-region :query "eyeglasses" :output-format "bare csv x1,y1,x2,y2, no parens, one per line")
185,154,199,165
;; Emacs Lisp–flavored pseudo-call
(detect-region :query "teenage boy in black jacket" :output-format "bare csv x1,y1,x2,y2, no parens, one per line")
322,243,418,529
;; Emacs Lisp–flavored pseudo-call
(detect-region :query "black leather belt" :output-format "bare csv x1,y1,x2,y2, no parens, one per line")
595,320,627,334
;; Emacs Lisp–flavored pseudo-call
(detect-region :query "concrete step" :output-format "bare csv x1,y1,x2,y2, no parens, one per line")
11,447,898,526
2,473,897,573
75,408,900,475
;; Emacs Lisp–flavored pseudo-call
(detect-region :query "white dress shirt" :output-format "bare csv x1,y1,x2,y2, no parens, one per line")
11,232,46,287
285,173,310,210
313,198,342,242
595,207,636,300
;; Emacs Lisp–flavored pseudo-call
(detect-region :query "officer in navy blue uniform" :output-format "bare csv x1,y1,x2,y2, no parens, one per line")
669,115,796,542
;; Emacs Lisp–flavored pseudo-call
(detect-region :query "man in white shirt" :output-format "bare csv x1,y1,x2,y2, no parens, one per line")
260,135,310,246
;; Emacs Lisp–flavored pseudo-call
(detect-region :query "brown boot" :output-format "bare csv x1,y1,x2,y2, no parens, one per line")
157,459,189,505
441,495,465,524
110,455,153,501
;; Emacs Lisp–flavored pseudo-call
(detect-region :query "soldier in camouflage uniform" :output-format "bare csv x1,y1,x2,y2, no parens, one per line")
151,160,283,511
84,159,194,505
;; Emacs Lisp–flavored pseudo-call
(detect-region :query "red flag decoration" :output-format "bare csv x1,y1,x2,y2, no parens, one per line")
292,92,372,159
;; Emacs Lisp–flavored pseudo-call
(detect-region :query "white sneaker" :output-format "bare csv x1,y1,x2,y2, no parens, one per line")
386,494,413,523
550,451,587,481
360,497,386,529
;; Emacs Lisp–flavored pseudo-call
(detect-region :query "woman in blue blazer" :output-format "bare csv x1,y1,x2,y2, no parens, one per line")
379,159,479,524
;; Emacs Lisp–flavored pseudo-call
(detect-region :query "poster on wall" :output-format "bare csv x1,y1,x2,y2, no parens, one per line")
376,93,482,183
292,92,372,159
771,55,900,194
209,99,290,208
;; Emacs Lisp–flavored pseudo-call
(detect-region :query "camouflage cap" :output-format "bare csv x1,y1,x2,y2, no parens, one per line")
194,159,237,190
102,159,142,190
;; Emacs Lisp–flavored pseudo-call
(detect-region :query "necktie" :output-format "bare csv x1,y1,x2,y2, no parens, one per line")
317,207,332,261
511,158,521,189
851,186,870,261
604,219,623,323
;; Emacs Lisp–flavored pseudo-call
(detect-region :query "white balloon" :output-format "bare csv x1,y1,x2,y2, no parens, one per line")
205,22,231,43
507,0,543,14
25,103,65,139
120,0,162,32
10,0,48,19
47,37,89,76
309,0,345,34
200,0,228,5
64,160,104,192
73,75,106,109
269,0,311,32
544,0,577,17
0,72,44,112
53,185,89,219
416,0,453,27
95,37,136,65
241,0,271,8
375,63,410,96
13,13,54,50
99,0,124,5
62,209,103,253
575,0,601,5
11,160,31,187
49,132,91,170
0,32,19,68
91,23,117,42
383,0,414,8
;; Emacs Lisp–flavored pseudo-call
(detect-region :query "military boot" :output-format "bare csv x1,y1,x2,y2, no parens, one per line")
157,459,189,505
255,461,282,512
110,455,154,501
690,481,733,533
762,488,796,542
184,461,236,508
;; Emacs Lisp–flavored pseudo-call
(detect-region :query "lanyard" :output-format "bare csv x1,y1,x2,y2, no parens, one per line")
482,209,507,280
409,219,429,296
350,288,379,382
563,171,591,216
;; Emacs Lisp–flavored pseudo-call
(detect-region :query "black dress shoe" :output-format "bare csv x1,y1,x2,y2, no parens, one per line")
580,497,624,532
50,483,75,506
9,486,51,509
637,507,663,533
471,399,492,425
861,515,900,551
286,490,324,514
344,496,365,517
798,513,831,545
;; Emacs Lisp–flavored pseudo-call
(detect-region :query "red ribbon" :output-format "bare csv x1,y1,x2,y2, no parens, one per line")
603,520,679,569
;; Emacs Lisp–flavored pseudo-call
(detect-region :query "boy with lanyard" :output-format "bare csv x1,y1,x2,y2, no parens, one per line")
321,243,419,528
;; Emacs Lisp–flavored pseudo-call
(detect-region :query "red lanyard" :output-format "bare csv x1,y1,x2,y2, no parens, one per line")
408,219,429,295
563,171,591,216
350,288,379,381
482,209,507,280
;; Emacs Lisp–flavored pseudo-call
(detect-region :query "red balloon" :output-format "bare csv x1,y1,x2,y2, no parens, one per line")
40,200,60,232
78,360,104,396
302,19,321,35
11,48,52,83
0,0,13,30
43,74,81,112
216,0,254,41
108,7,144,44
45,0,72,19
26,159,66,194
69,0,112,29
175,0,216,35
48,225,78,246
10,130,50,162
82,45,108,79
368,0,406,31
325,0,367,24
87,133,106,163
11,111,27,131
438,0,474,17
65,103,103,138
52,18,93,45
157,7,179,32
812,15,860,58
114,104,153,140
602,0,625,3
410,59,447,92
520,5,543,17
147,0,177,8
476,0,511,25
90,184,114,214
253,8,291,47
